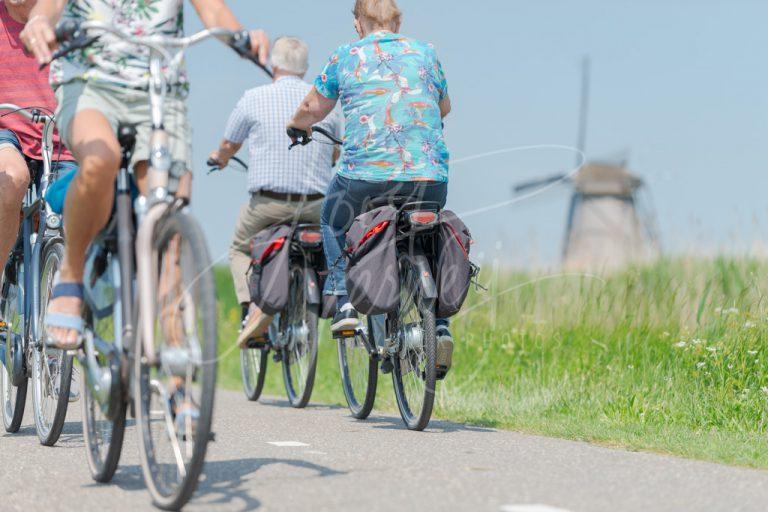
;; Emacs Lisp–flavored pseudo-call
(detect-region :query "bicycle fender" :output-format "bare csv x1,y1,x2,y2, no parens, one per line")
412,254,438,300
304,268,322,306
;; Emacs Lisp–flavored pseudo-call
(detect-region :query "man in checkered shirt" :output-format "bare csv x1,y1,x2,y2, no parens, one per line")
209,36,342,346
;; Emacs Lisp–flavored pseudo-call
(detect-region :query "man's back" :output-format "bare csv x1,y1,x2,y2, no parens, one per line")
225,76,342,195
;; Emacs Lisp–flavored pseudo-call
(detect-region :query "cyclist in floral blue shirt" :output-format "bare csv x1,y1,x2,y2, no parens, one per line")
314,28,449,181
288,0,454,372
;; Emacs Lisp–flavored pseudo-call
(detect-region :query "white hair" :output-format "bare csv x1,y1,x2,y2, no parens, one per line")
270,37,310,76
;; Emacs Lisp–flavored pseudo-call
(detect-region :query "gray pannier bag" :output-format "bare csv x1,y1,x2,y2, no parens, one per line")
344,205,399,315
436,210,474,318
248,224,293,315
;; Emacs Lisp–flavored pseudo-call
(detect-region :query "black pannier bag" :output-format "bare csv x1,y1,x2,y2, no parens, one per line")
436,210,473,318
344,205,399,315
248,225,292,315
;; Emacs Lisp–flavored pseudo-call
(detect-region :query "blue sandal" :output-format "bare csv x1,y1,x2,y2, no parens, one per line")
44,282,85,351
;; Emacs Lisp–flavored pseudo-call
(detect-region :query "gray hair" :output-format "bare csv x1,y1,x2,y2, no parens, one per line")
270,37,310,76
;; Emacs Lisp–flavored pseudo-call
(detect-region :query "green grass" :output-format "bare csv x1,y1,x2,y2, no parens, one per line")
214,258,768,468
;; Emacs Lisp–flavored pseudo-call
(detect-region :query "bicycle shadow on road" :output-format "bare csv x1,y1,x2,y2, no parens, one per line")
109,457,346,511
362,415,497,434
256,396,346,412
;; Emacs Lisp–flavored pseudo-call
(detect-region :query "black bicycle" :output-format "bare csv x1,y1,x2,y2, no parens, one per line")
208,158,326,408
288,127,443,431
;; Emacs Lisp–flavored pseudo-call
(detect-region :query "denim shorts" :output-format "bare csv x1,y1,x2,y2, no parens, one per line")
0,129,22,153
0,128,78,194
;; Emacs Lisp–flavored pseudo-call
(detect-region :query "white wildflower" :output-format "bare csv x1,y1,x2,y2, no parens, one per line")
674,341,687,348
762,387,768,396
691,339,705,346
748,350,758,356
745,321,756,328
696,362,706,369
726,307,739,314
706,346,717,353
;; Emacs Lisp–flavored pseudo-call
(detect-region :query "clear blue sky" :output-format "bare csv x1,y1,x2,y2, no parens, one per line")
184,0,768,267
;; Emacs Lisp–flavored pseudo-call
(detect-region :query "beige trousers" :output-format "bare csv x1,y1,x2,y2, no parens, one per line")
229,194,323,304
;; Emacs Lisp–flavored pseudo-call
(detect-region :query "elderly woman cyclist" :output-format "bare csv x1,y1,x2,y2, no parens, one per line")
288,0,454,373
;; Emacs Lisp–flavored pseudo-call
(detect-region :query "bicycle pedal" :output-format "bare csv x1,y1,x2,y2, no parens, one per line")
380,358,394,374
332,329,359,340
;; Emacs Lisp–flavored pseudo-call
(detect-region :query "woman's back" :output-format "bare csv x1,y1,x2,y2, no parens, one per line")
316,32,450,183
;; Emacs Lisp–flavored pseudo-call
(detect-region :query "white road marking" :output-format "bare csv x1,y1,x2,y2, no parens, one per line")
501,505,572,512
304,450,327,455
267,441,310,447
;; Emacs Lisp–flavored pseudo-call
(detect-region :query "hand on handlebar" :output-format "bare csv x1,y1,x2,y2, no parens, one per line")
207,150,228,169
286,126,312,149
20,15,58,66
247,29,270,67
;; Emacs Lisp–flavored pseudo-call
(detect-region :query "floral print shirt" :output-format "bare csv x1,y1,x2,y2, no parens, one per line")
315,32,450,182
51,0,186,93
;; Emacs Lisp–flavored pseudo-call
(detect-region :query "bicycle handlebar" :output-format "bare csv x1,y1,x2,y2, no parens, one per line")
207,155,248,174
287,126,343,150
48,21,273,78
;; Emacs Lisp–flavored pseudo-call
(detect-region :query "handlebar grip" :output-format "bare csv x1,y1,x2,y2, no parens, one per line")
287,127,309,141
206,158,219,167
55,20,79,44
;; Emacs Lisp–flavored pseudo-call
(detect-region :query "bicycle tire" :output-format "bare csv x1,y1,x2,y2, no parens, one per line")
1,267,28,433
135,210,217,511
337,316,378,419
391,256,437,431
32,239,74,446
281,265,319,408
240,347,268,401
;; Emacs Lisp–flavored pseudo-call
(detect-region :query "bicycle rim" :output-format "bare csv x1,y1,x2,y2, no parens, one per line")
1,274,27,433
240,347,268,401
282,266,318,408
33,240,73,446
337,317,378,419
135,211,217,510
391,257,437,431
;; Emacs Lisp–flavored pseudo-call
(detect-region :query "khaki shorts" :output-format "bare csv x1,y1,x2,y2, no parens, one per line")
55,81,192,171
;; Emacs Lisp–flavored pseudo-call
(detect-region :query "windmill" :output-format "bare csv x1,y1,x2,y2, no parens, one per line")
514,58,659,271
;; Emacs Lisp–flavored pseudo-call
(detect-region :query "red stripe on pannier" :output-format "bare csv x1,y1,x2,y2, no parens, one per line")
356,221,391,251
259,236,287,264
445,223,468,259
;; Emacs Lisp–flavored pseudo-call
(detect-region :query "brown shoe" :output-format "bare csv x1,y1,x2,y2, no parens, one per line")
237,304,273,349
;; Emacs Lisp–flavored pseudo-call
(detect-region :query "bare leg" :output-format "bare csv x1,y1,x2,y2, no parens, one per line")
0,147,30,279
48,110,121,348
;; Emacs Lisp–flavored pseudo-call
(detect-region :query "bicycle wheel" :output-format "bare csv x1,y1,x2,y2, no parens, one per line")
391,256,437,431
281,265,319,408
1,265,27,433
337,316,378,419
240,347,268,401
32,240,74,446
135,210,217,511
82,244,127,483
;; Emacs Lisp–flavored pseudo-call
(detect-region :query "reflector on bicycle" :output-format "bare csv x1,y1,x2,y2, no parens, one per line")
408,211,438,227
298,230,322,245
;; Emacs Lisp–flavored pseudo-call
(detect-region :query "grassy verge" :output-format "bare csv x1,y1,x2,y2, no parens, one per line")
214,258,768,468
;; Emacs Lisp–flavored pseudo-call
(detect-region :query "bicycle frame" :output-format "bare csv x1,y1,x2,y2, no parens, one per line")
0,104,60,379
61,22,246,367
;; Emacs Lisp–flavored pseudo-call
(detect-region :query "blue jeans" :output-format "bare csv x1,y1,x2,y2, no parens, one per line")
0,129,78,195
320,174,448,300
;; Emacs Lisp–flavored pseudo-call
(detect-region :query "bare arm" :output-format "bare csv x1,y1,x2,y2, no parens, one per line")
439,96,452,119
288,88,338,138
189,0,269,64
20,0,68,64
